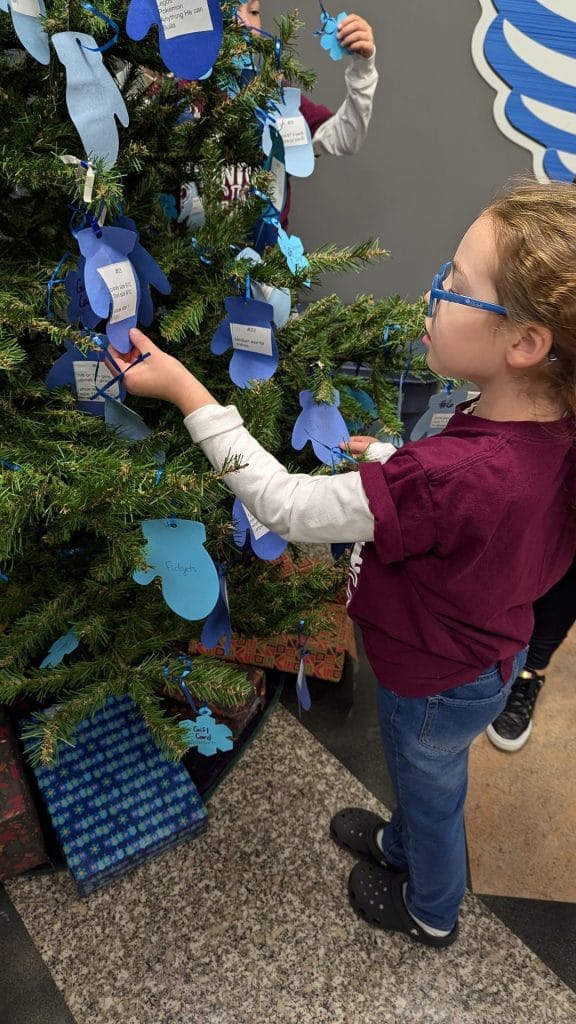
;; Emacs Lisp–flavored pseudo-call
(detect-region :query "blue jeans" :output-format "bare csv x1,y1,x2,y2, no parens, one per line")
377,650,527,932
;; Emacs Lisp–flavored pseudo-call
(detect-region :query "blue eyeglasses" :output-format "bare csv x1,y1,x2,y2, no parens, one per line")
428,261,507,318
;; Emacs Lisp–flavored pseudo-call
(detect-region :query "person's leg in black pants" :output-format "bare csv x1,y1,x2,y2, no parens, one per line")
487,555,576,751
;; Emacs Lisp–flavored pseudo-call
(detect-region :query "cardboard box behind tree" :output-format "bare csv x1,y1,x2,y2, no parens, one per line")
0,708,48,881
165,667,267,740
190,602,356,683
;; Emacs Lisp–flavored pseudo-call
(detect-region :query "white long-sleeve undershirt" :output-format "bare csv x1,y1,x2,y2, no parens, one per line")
184,404,395,545
311,53,378,157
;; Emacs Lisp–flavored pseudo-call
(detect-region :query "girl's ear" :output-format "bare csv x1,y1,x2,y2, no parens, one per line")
507,323,555,369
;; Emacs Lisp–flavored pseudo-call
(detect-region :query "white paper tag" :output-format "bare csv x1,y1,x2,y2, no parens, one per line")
230,322,273,356
96,261,138,324
269,156,285,209
157,0,213,39
73,361,120,402
429,412,454,429
242,505,269,541
276,116,308,149
10,0,41,16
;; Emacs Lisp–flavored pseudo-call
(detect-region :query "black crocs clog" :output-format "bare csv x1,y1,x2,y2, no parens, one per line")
348,861,459,948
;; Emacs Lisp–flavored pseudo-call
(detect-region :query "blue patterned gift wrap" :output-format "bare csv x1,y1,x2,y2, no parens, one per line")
23,695,207,896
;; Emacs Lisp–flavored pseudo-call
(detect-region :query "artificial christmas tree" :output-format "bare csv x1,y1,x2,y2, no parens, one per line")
0,2,424,766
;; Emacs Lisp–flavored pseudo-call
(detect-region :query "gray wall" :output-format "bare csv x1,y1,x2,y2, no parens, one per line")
264,1,532,302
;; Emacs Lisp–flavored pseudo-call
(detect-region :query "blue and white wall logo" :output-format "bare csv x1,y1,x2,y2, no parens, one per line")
472,1,576,182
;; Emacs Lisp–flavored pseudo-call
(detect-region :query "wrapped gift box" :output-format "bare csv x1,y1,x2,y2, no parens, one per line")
164,666,266,741
190,602,356,682
0,708,48,880
23,695,207,897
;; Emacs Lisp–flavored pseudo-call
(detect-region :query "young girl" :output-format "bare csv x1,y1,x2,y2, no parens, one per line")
107,181,576,948
237,2,377,155
218,4,378,222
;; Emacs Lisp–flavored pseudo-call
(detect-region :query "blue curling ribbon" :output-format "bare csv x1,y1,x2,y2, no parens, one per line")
0,571,8,582
79,4,120,52
164,656,199,713
274,38,282,69
46,252,71,320
382,322,404,347
191,238,213,266
88,332,123,375
296,619,312,713
1,459,23,471
89,351,151,401
85,210,103,238
254,105,281,130
302,432,358,474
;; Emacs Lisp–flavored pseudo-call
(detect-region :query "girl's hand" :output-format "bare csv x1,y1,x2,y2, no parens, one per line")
106,329,218,414
341,435,379,456
337,14,375,59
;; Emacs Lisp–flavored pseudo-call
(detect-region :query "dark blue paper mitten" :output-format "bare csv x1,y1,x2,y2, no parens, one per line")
114,216,171,326
77,225,139,353
232,498,288,561
211,295,278,388
45,340,126,417
65,258,102,330
200,563,232,655
291,389,350,466
126,0,223,80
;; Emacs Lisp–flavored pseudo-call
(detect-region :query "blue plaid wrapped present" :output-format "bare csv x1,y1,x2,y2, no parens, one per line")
24,695,207,896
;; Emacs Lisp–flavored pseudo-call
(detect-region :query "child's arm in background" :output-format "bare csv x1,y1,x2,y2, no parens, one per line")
107,331,396,544
309,14,378,157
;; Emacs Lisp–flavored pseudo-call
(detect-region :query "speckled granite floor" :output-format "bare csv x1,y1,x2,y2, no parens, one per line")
5,707,576,1024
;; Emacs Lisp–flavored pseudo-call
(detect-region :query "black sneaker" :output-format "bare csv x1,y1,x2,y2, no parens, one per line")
486,668,545,751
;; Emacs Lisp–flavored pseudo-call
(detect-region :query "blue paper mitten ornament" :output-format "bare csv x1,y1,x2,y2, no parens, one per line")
317,10,349,61
104,399,152,443
114,216,171,326
211,295,278,388
235,247,291,330
262,88,314,178
64,259,102,330
133,518,220,621
51,32,129,168
179,706,233,757
251,281,291,330
277,226,310,278
126,0,223,80
232,498,288,561
200,563,232,655
39,630,80,669
76,225,139,353
291,389,350,467
410,387,468,442
5,0,50,64
45,340,125,417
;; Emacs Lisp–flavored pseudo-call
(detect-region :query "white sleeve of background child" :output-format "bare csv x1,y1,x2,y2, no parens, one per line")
364,441,397,462
183,405,376,543
312,52,378,157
